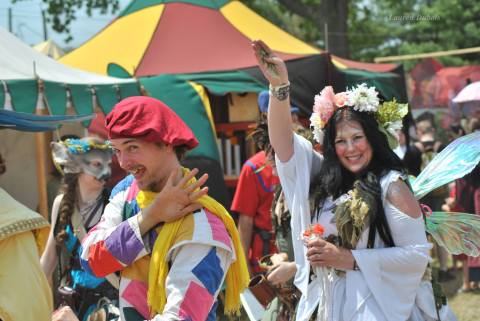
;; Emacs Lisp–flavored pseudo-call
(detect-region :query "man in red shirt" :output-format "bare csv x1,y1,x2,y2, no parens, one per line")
231,91,298,275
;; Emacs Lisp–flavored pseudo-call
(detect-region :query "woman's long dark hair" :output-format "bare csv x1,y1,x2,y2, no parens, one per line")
310,107,406,247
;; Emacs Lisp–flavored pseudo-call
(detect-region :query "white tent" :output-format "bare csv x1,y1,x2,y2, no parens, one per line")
1,27,132,84
33,39,65,60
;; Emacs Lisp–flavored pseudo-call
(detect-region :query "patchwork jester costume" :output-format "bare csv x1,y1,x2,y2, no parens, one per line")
80,96,248,321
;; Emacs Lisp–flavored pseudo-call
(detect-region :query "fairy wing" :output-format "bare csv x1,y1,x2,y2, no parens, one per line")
426,211,480,256
411,131,480,200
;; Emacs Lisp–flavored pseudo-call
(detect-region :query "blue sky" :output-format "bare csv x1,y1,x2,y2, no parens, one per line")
0,0,131,48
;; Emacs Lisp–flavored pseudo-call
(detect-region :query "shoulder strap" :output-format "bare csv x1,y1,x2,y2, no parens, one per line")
245,160,275,193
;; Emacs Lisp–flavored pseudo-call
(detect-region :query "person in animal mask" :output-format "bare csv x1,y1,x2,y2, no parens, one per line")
40,137,118,321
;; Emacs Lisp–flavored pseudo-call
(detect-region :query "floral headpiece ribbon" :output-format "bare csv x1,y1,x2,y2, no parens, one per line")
309,83,408,149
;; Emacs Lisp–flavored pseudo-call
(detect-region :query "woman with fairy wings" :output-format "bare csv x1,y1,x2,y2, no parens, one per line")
250,40,477,321
40,137,118,320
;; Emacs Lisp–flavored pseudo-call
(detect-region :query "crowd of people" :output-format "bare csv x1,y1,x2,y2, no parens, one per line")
1,40,479,321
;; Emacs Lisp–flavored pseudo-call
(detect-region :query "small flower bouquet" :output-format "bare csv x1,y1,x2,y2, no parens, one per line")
302,223,327,279
302,223,325,240
303,223,332,321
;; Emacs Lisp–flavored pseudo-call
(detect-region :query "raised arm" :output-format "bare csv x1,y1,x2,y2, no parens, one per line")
252,40,293,162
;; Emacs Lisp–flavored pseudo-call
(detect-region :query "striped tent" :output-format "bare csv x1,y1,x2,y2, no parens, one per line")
60,0,318,76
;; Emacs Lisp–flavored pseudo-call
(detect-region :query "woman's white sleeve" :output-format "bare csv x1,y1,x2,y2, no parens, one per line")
275,133,323,295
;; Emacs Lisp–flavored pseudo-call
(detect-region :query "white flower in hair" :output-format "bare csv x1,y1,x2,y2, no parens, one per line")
309,112,324,143
346,83,379,112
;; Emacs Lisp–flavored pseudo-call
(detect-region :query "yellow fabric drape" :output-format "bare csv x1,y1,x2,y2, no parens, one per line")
0,188,52,321
136,168,249,317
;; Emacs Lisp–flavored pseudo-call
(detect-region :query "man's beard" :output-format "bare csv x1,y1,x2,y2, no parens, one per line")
147,180,160,193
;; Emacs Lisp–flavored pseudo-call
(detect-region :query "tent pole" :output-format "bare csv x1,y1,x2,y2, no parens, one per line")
35,109,50,219
35,80,50,219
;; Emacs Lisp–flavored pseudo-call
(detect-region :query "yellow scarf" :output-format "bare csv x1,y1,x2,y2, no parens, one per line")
136,169,249,317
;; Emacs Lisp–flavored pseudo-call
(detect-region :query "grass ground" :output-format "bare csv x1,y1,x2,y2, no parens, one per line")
438,268,480,321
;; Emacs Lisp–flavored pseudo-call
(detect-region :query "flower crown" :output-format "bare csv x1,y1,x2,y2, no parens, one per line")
309,83,408,148
63,138,111,155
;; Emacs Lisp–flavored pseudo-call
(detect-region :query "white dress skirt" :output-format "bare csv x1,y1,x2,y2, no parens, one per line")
276,134,457,321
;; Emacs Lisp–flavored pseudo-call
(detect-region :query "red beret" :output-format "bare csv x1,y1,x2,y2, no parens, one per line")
106,96,198,149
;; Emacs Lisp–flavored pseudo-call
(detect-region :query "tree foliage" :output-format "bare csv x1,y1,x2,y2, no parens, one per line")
12,0,120,42
246,0,480,69
348,0,480,69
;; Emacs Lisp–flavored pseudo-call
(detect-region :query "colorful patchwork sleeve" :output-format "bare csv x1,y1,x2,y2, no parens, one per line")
150,243,233,321
80,188,151,277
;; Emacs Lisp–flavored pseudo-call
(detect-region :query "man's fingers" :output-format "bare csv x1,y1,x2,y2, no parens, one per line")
180,203,203,216
189,187,209,201
184,173,208,193
178,168,199,188
165,168,180,187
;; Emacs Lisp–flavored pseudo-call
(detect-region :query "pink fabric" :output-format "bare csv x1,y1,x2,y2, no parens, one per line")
122,280,150,319
205,210,231,248
126,180,139,202
179,282,214,321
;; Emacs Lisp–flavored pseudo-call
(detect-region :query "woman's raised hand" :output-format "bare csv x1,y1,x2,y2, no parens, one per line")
252,40,289,86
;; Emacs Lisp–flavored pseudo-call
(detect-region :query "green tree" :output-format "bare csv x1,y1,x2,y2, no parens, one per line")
348,0,480,69
12,0,120,42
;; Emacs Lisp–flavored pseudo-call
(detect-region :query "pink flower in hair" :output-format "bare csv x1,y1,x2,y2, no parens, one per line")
314,86,336,125
310,86,339,143
334,92,348,107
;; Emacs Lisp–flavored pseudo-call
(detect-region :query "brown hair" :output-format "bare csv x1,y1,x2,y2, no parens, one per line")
154,142,188,161
54,173,78,245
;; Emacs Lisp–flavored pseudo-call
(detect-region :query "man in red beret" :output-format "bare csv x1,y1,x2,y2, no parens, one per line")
80,97,248,321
